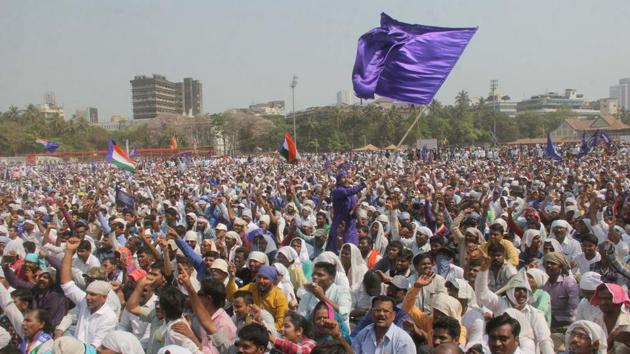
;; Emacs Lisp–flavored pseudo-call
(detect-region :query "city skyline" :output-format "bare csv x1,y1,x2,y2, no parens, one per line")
1,1,629,121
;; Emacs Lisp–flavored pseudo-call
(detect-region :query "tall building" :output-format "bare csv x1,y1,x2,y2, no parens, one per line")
610,78,630,110
179,78,203,117
73,107,98,123
131,74,180,120
336,90,354,106
130,74,203,120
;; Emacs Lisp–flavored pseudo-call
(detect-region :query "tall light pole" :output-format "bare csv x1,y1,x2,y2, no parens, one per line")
290,75,298,144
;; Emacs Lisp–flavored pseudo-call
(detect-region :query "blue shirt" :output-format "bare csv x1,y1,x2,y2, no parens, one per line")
352,323,416,354
351,305,410,338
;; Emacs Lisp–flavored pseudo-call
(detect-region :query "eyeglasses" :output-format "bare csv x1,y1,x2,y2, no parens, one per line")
568,330,590,341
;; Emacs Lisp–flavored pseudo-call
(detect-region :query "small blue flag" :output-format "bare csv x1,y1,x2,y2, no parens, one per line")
544,134,563,161
601,131,612,145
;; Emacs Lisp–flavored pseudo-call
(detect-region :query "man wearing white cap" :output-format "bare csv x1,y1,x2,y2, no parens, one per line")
575,271,603,321
60,237,117,347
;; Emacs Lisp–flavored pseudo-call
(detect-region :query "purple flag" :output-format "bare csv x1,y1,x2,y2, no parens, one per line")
352,13,477,105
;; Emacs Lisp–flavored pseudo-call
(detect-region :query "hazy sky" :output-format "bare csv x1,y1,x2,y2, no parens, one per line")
1,1,629,122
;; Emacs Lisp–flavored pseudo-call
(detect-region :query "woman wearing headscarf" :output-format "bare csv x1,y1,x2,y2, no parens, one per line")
369,220,388,256
473,255,555,354
273,263,298,310
526,268,552,325
250,230,277,263
275,246,308,290
311,301,351,346
542,252,579,329
223,230,242,263
590,283,630,352
562,320,608,354
339,243,368,293
289,238,313,280
520,229,543,268
312,252,350,289
98,330,145,354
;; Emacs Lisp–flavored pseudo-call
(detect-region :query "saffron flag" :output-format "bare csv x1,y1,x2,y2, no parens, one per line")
352,13,477,105
35,138,59,152
278,131,298,163
544,134,563,161
170,136,178,150
106,139,135,172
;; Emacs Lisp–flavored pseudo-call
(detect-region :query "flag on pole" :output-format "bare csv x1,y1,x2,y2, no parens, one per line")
115,185,135,211
35,138,59,152
600,131,612,145
577,131,590,159
544,134,563,161
170,136,178,151
278,131,298,163
129,149,137,158
352,13,477,105
106,139,135,172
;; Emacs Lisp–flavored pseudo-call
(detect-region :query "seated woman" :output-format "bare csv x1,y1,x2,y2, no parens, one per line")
526,268,552,325
276,246,308,290
269,312,317,354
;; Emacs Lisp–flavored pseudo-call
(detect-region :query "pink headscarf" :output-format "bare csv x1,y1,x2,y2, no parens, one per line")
590,283,630,307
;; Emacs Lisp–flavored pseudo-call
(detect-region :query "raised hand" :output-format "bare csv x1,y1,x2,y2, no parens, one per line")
414,272,435,289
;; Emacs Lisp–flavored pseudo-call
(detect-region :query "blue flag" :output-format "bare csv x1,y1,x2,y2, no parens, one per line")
577,131,590,159
352,13,477,104
115,186,135,211
589,130,600,148
601,131,612,145
421,145,429,161
35,138,59,152
545,134,563,161
130,149,137,158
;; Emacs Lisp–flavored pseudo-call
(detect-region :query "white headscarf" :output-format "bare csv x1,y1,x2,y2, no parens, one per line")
247,251,269,265
549,219,573,239
314,251,350,288
521,229,541,251
370,221,388,255
100,330,145,354
225,230,242,262
277,246,300,265
526,268,549,290
341,243,368,291
565,320,608,354
273,262,297,305
4,239,25,259
290,238,313,263
253,233,277,255
157,345,193,354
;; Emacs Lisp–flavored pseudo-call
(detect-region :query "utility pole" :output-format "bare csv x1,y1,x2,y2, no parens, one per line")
490,79,498,146
290,75,298,144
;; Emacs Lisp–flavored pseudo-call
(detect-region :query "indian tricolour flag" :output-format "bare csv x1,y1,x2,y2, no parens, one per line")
106,139,135,172
278,131,298,163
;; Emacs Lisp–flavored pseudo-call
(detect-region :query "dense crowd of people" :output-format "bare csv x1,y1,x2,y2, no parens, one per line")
0,142,629,354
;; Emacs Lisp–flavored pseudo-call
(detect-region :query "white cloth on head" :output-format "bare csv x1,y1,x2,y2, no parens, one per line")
369,221,389,256
313,251,350,289
253,232,277,255
290,238,313,263
579,271,602,291
565,320,608,354
4,239,25,259
52,336,87,354
158,345,193,354
526,268,549,290
247,251,269,265
101,330,145,354
341,243,368,292
273,262,297,305
277,246,300,265
522,229,541,251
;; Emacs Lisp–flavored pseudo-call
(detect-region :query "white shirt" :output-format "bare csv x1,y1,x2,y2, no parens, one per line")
164,317,202,354
572,253,601,275
60,281,117,347
462,307,485,349
117,293,157,347
575,297,602,321
297,283,352,328
475,270,554,354
72,254,101,275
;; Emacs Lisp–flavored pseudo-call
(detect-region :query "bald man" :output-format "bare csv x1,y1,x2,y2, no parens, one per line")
433,343,464,354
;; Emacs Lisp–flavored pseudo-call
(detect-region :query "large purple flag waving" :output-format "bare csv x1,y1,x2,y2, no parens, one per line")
352,13,477,105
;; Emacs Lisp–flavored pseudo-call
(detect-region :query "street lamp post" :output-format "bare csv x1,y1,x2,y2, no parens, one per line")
290,75,298,144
